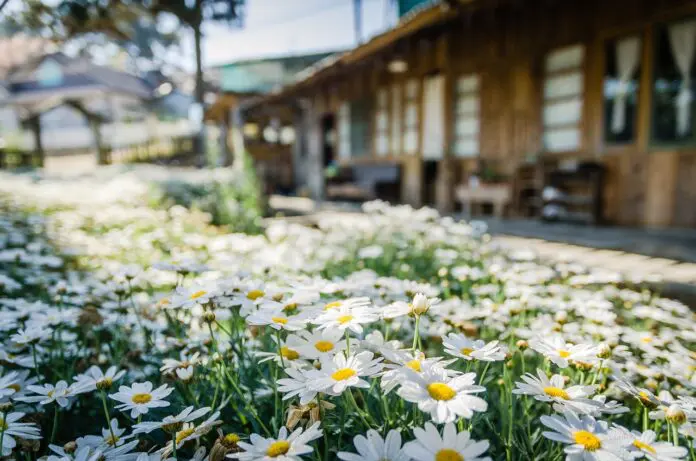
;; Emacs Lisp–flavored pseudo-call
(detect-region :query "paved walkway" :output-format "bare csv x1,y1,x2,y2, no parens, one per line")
268,196,696,305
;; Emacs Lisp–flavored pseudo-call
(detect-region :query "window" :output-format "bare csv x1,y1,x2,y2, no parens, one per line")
375,88,389,156
453,74,480,157
350,98,372,157
390,83,402,155
403,78,419,154
543,45,585,152
604,36,641,144
652,18,696,144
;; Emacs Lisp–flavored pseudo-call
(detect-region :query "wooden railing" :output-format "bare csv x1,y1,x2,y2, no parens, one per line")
0,135,197,170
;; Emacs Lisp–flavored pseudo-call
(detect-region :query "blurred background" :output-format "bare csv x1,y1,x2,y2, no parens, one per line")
1,0,695,275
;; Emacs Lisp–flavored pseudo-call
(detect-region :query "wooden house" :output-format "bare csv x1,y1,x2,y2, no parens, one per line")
242,0,696,228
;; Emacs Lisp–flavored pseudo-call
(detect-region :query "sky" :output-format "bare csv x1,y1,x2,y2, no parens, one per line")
200,0,395,68
2,0,397,71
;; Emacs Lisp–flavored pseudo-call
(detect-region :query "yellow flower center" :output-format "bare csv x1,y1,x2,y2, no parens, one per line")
314,341,335,353
175,427,196,445
0,419,7,431
435,448,464,461
633,440,656,454
280,346,300,360
7,384,20,392
246,290,264,300
131,393,152,404
331,368,357,381
190,290,207,300
427,382,456,401
105,435,120,446
543,387,570,400
573,430,601,451
558,350,571,358
224,433,241,445
460,347,474,356
640,337,653,343
272,317,288,325
324,301,342,311
406,360,422,372
337,315,353,324
266,440,290,457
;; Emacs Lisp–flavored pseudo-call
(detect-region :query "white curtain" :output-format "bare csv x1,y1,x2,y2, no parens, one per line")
668,19,696,136
421,75,445,160
611,36,641,134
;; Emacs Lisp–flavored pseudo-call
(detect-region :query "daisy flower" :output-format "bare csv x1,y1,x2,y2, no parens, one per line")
306,351,383,396
79,418,128,448
0,411,42,456
383,293,440,319
73,365,126,393
512,369,600,414
247,308,308,332
258,334,306,366
313,303,378,335
20,380,74,408
294,329,347,361
613,427,688,461
160,410,222,455
442,333,507,362
133,406,212,434
529,336,601,368
337,429,409,461
160,352,201,376
0,371,22,400
397,363,487,423
540,411,632,460
228,422,322,461
168,284,217,309
404,422,491,461
277,367,319,405
109,382,173,418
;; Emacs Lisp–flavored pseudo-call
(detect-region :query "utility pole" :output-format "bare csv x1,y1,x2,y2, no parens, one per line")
354,0,362,44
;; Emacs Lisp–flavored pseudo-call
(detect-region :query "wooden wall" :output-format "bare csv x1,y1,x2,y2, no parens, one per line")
279,0,696,227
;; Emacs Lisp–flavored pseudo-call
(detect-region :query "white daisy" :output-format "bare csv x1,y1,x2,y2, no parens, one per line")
383,293,440,319
540,411,632,460
133,406,212,434
247,308,308,332
294,329,347,361
306,351,383,396
228,422,322,461
109,382,173,418
442,333,507,362
0,411,42,456
529,336,601,368
20,380,74,408
337,429,409,461
397,363,487,423
73,365,126,393
404,422,491,461
313,302,379,335
512,369,600,414
614,427,688,461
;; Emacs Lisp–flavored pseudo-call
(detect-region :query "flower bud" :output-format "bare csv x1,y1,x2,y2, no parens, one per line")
96,377,113,391
666,405,687,425
516,340,528,350
63,442,77,454
411,293,429,316
202,311,216,324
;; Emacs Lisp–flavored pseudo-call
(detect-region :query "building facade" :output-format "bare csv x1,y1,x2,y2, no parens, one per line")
244,0,696,228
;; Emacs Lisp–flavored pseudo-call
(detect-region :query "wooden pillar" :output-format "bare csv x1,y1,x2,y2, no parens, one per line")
29,116,44,168
90,117,108,165
218,119,230,167
401,156,423,207
230,106,246,172
305,99,324,203
644,152,678,227
292,103,307,190
436,33,455,213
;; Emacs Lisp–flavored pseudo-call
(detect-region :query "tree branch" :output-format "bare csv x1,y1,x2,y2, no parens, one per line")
0,0,11,13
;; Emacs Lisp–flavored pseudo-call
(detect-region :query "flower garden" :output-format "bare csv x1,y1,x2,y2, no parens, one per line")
0,167,694,461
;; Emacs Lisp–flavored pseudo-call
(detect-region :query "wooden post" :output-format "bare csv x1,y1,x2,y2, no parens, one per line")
305,98,324,203
29,116,44,168
292,102,307,191
230,105,246,172
90,117,108,165
436,33,455,213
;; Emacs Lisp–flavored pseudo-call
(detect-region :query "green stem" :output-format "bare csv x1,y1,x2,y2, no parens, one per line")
172,433,178,459
31,344,40,380
100,391,117,445
50,404,59,443
412,316,421,350
0,410,6,456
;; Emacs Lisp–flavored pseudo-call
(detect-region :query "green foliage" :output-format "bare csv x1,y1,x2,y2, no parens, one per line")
149,161,263,234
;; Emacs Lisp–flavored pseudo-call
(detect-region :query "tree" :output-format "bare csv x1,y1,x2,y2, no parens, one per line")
16,0,245,166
